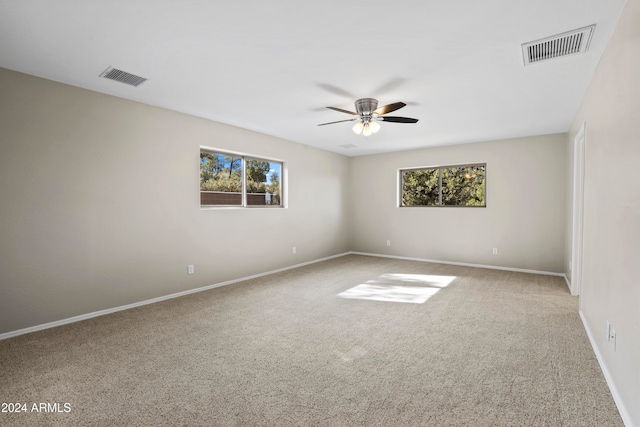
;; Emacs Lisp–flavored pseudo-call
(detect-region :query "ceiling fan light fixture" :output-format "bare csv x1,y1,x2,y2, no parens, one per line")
369,121,381,134
362,123,373,137
352,121,364,134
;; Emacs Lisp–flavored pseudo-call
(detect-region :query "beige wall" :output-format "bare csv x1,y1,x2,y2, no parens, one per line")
565,0,640,424
349,135,566,273
0,67,350,334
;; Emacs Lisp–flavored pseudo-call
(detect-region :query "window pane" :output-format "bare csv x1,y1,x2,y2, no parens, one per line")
402,168,440,206
246,158,282,206
200,152,243,206
441,165,485,206
267,162,282,206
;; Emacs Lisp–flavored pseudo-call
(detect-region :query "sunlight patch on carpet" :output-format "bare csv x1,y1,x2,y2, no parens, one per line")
338,284,440,303
333,346,367,362
379,273,456,287
337,273,456,304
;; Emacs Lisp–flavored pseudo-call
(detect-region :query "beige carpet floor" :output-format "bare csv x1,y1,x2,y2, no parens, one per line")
0,255,623,426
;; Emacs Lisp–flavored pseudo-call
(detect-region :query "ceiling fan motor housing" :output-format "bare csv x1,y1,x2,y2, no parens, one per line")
355,98,378,116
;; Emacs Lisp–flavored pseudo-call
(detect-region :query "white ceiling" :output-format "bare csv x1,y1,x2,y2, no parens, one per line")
0,0,626,156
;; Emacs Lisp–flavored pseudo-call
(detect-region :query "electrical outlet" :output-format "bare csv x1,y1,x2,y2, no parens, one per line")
292,246,296,254
492,248,498,255
387,240,391,246
611,329,617,351
188,265,194,275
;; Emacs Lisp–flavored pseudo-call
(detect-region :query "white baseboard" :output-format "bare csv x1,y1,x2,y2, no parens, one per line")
0,252,351,341
563,274,572,293
579,311,634,427
350,251,565,277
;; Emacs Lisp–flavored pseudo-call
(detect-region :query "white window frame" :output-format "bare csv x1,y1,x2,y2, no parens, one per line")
398,163,486,208
200,147,285,209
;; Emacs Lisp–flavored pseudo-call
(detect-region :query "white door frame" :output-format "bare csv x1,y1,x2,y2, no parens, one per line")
571,123,586,298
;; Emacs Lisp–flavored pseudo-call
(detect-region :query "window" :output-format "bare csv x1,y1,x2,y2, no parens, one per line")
200,150,283,208
400,163,485,207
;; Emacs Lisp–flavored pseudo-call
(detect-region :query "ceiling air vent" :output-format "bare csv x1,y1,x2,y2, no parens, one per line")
339,144,358,149
522,25,595,66
99,66,148,87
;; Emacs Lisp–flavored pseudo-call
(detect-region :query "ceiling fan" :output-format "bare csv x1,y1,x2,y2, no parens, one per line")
318,98,418,136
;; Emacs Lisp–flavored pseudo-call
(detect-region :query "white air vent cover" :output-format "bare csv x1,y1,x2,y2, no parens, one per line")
522,25,595,66
339,144,358,149
99,66,148,86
